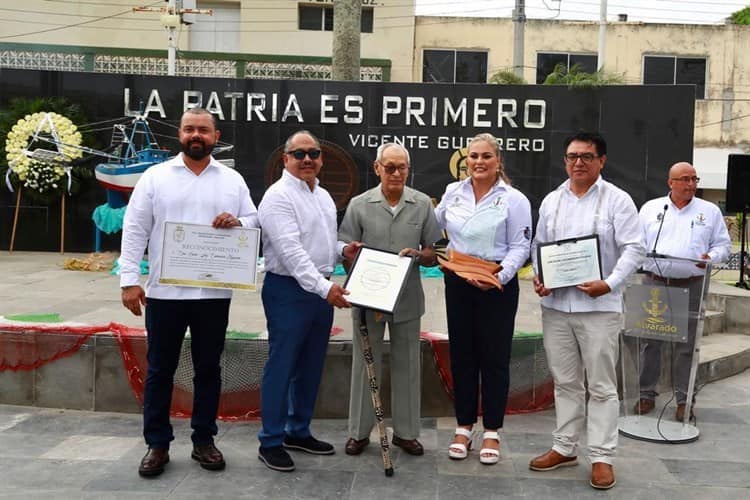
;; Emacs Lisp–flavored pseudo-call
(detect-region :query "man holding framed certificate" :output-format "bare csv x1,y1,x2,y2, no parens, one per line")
120,108,259,477
529,132,644,490
256,130,351,473
338,142,442,458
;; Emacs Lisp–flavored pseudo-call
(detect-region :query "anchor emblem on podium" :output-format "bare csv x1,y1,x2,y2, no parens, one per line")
642,287,669,324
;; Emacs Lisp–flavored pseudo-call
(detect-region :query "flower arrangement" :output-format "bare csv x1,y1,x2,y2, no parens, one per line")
5,112,83,194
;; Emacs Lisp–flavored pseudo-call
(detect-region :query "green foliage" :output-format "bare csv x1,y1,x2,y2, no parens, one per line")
730,6,750,25
0,97,95,205
542,63,625,88
489,70,527,85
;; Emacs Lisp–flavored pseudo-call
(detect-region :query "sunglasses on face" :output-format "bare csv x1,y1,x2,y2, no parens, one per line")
288,149,321,160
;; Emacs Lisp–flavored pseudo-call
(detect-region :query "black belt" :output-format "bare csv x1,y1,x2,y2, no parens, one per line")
645,271,702,286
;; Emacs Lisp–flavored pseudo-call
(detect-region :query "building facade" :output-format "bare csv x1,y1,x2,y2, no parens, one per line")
414,17,750,204
0,0,414,81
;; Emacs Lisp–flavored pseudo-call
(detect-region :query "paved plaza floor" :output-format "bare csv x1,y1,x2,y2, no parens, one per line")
0,368,749,499
1,252,749,498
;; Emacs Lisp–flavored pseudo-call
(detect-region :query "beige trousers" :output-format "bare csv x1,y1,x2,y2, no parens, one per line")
541,306,622,465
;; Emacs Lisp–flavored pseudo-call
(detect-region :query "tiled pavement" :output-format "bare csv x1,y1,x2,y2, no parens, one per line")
1,368,748,499
1,253,749,498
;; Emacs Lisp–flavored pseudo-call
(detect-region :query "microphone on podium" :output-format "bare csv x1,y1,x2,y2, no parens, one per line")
647,204,669,258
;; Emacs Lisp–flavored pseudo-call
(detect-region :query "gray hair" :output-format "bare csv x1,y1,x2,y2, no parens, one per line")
375,142,411,165
284,130,321,152
469,133,510,185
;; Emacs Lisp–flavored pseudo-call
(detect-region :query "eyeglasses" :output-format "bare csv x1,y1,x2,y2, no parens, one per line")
287,149,321,160
564,153,600,164
671,176,700,183
379,164,409,175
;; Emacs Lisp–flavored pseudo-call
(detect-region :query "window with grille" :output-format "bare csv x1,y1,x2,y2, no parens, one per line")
643,55,707,99
422,49,488,83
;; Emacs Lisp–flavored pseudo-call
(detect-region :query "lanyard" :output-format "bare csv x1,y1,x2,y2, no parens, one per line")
550,183,605,241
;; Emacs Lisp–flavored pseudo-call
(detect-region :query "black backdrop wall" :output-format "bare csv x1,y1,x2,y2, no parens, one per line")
0,69,695,252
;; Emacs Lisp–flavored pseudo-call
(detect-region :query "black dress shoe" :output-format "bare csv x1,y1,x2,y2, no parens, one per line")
283,435,334,455
191,443,226,470
392,436,424,456
258,446,295,472
138,447,169,477
345,437,369,455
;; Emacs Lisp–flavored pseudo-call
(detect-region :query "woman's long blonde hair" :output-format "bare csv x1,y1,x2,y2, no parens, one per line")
469,133,511,185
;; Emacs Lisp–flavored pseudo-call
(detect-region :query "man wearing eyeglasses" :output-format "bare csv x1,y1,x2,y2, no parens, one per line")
634,162,731,422
338,142,442,457
256,130,352,472
530,132,644,490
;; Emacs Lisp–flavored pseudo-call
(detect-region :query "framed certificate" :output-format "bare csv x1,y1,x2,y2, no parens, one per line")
537,234,602,289
159,222,260,290
342,246,413,313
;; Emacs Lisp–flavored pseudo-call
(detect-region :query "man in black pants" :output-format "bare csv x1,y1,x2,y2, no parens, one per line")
120,108,258,477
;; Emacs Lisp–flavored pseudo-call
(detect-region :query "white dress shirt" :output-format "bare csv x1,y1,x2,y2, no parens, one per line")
640,194,731,277
532,176,645,313
258,168,338,300
435,178,532,285
119,153,259,299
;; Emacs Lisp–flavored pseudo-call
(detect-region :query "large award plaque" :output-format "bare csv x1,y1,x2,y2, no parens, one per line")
343,246,413,313
159,222,260,290
537,234,602,289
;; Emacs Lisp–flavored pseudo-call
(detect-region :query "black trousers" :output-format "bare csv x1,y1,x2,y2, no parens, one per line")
444,272,519,429
143,298,230,449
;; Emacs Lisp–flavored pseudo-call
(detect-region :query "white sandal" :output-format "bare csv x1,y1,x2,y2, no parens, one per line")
448,427,475,460
479,431,500,465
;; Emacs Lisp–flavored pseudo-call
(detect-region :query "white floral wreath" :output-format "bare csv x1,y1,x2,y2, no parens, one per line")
4,112,83,193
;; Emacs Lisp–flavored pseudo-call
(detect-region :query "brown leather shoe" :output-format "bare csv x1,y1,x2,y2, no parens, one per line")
345,437,370,456
633,398,655,415
392,436,424,456
590,462,616,489
138,447,169,477
529,449,577,471
191,443,226,470
675,404,695,422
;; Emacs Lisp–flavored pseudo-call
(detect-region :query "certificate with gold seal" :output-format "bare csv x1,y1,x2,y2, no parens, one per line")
537,234,602,289
159,222,260,290
343,246,413,313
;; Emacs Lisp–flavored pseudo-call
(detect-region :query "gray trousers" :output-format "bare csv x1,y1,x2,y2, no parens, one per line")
638,278,703,405
348,308,421,441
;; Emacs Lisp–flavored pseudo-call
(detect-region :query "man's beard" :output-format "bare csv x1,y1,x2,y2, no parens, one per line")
181,139,214,160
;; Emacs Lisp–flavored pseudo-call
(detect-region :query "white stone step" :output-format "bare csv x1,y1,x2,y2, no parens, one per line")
698,333,750,384
703,309,725,335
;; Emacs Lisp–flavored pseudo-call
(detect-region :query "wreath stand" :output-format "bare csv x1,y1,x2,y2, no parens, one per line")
9,187,66,254
6,111,80,255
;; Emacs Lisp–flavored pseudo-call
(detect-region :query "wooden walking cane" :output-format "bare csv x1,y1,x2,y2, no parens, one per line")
358,307,394,477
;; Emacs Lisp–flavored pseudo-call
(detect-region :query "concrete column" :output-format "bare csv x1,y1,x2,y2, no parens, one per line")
332,0,361,81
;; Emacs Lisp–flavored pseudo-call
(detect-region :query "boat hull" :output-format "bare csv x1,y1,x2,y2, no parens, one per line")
95,163,151,193
94,149,170,193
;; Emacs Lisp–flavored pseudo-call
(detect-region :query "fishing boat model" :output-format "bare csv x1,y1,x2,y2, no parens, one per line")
93,117,171,193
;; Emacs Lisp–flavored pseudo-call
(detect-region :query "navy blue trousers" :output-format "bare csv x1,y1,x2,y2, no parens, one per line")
143,298,229,449
444,272,519,429
258,272,333,448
